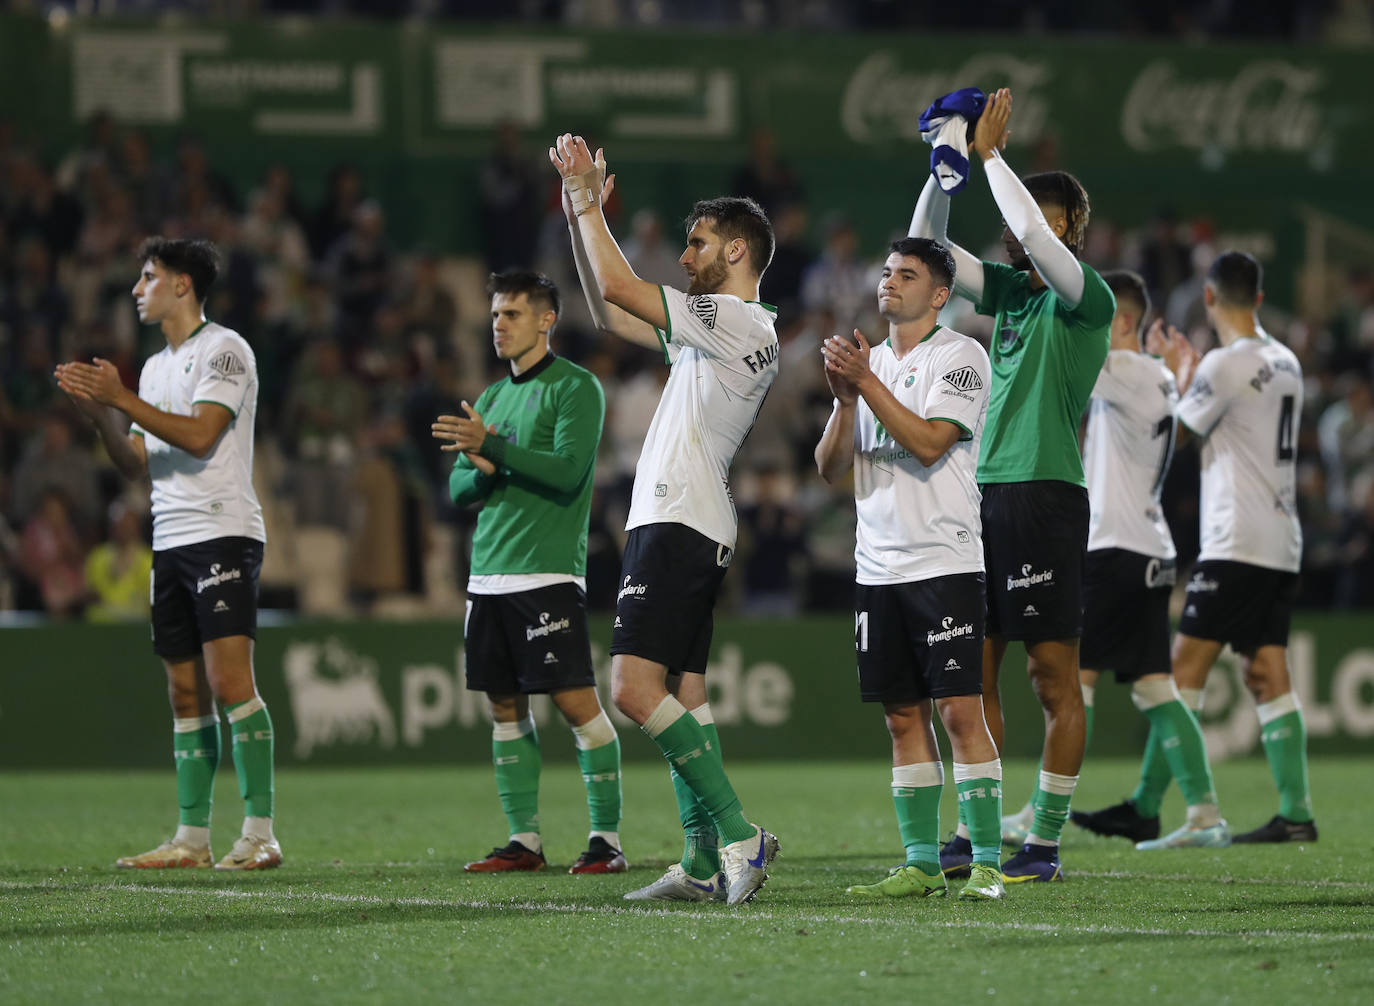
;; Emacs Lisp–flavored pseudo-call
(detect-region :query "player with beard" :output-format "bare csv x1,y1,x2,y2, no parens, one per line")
910,89,1113,882
551,135,781,904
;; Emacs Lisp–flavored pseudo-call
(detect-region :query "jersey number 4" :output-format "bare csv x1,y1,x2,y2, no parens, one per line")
1276,394,1296,463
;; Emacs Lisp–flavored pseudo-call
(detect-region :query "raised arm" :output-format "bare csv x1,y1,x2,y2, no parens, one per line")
909,174,985,306
973,89,1085,308
566,179,663,351
551,134,668,333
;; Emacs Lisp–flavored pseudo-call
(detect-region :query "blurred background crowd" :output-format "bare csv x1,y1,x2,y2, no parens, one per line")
2,1,1373,623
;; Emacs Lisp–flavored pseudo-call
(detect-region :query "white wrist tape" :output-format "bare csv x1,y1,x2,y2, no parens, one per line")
564,165,602,216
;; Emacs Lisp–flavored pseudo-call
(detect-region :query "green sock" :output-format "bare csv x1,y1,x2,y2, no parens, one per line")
226,698,274,819
575,736,622,834
955,761,1003,866
492,718,541,839
173,714,220,828
1141,699,1217,810
673,719,722,879
644,699,754,846
1029,770,1076,845
890,763,942,874
1258,700,1314,823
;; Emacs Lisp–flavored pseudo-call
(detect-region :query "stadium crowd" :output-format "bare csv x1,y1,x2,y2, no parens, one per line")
2,112,1373,620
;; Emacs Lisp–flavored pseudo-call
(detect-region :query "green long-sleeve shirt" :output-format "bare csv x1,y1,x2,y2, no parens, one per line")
450,353,605,576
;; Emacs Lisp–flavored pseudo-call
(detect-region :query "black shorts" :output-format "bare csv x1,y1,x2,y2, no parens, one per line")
1080,548,1175,682
609,523,731,675
981,481,1089,643
854,574,985,703
151,536,263,659
1178,559,1299,654
464,583,596,694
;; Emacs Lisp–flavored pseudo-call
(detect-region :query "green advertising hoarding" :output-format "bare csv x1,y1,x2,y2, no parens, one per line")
2,15,1370,308
1,614,1370,770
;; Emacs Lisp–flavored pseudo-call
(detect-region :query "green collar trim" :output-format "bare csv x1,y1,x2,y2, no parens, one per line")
747,300,779,314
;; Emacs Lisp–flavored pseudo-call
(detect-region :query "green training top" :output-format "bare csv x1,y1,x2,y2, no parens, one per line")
973,260,1114,486
449,353,605,576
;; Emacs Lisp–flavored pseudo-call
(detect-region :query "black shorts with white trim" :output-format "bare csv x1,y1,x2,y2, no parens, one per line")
854,573,985,703
464,583,596,694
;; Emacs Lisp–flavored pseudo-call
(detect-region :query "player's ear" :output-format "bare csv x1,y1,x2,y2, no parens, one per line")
933,286,951,310
728,238,746,266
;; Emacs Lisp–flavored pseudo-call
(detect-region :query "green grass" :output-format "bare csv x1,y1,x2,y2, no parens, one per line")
2,758,1371,1005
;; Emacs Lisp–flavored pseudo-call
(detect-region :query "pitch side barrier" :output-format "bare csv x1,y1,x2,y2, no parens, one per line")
1,615,1371,769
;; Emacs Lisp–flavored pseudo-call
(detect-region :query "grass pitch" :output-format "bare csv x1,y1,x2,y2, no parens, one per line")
2,757,1371,1005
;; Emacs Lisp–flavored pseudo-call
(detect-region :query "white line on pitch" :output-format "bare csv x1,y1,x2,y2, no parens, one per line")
3,880,1369,943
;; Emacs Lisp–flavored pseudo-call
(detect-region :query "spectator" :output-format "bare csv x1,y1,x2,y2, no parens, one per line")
730,127,803,218
18,486,87,617
309,163,365,260
84,500,153,623
759,202,814,320
621,209,683,289
478,122,541,272
1317,374,1374,511
10,411,101,534
801,214,873,334
284,338,369,529
324,199,394,348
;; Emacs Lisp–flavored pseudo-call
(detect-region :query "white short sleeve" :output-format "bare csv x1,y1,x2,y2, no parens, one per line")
658,286,756,359
1177,350,1232,437
922,340,990,440
193,332,254,416
1091,352,1133,406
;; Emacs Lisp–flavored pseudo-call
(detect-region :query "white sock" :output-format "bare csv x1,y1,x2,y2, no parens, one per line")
511,831,541,853
1186,803,1221,828
242,816,275,842
955,821,970,840
590,830,621,850
173,824,211,848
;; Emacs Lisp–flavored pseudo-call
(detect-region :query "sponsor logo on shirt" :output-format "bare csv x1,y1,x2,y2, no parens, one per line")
956,530,970,543
208,351,246,378
688,296,717,330
927,615,974,645
1187,376,1214,401
1186,571,1220,593
944,657,961,671
526,611,572,641
655,483,668,498
1006,563,1054,590
196,563,242,594
742,341,779,374
618,576,648,602
942,366,984,392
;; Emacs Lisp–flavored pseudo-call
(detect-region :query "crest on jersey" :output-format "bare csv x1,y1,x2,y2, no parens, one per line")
687,296,717,330
208,351,246,378
998,324,1021,352
903,374,916,388
942,366,983,392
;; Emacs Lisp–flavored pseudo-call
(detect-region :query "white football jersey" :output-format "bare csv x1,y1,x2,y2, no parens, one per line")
1084,349,1178,560
1176,333,1302,572
132,321,265,550
853,327,989,584
631,286,779,547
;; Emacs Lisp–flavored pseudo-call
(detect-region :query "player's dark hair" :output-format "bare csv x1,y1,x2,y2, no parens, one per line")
137,237,221,303
487,269,561,319
888,236,956,290
1022,171,1091,257
686,196,775,277
1103,270,1150,332
1207,251,1263,308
